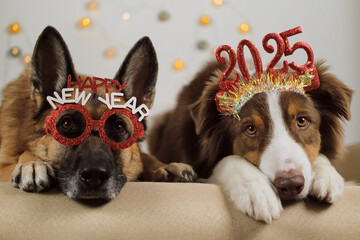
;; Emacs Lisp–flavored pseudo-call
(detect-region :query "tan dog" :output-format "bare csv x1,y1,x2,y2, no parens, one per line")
0,26,195,200
149,61,352,222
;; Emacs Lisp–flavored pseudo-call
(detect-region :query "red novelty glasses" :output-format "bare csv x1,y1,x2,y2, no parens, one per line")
46,104,143,149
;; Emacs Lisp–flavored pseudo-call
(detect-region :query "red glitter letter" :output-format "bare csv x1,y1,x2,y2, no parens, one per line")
262,33,288,74
237,39,263,81
215,45,240,92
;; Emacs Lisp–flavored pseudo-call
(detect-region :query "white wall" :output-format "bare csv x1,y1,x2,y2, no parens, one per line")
0,0,359,146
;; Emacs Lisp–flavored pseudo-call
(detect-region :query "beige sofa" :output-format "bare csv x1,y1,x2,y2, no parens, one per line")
0,144,359,240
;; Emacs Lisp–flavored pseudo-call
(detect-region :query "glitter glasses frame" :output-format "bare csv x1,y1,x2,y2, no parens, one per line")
46,104,143,150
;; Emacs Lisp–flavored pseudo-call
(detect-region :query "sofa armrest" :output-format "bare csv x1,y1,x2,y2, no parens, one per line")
333,144,360,181
0,182,359,240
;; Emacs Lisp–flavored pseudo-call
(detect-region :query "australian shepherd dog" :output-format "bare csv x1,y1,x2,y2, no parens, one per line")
149,60,353,222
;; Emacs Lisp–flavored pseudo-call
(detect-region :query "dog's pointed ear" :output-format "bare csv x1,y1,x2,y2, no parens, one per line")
114,36,158,109
309,61,353,160
31,26,76,101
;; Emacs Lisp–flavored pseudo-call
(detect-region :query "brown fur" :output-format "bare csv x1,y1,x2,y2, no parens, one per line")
0,26,196,198
0,69,46,181
0,72,144,182
309,62,353,160
279,91,322,163
149,61,353,178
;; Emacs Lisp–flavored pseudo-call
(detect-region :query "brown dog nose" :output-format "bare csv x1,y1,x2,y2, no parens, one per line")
80,168,110,187
274,169,304,198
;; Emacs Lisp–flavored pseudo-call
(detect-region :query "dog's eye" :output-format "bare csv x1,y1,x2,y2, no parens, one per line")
55,111,86,139
297,117,309,128
114,120,125,133
104,114,132,144
60,117,75,131
245,125,257,136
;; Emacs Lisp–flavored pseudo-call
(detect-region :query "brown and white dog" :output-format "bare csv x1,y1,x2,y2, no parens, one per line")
149,61,353,222
0,26,195,200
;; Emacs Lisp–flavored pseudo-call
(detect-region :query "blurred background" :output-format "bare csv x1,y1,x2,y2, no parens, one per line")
0,0,359,147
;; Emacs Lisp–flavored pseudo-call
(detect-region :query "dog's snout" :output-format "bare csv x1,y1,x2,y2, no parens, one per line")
80,167,110,187
76,140,114,188
274,169,304,198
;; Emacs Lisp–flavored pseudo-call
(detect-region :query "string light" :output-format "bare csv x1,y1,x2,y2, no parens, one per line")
213,0,224,7
87,1,99,11
122,12,130,20
23,54,31,64
238,23,250,34
4,5,254,73
158,11,170,21
104,47,117,58
173,60,185,70
197,40,208,50
79,17,91,28
199,15,211,26
9,47,21,57
8,23,21,34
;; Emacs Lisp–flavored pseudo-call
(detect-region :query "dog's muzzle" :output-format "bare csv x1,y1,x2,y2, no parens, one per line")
57,140,127,201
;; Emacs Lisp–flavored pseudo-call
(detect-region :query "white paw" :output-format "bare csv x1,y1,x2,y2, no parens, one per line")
310,154,344,203
11,161,55,192
227,178,283,223
209,155,283,223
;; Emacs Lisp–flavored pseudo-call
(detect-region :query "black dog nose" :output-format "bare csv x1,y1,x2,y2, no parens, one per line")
274,169,304,198
80,168,110,187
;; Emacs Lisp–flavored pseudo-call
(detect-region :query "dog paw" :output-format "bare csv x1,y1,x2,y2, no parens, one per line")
209,155,283,223
227,180,283,223
11,161,55,192
152,163,197,182
310,155,344,204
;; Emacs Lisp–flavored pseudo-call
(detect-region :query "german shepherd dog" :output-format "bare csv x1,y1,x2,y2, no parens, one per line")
149,61,353,222
0,26,195,200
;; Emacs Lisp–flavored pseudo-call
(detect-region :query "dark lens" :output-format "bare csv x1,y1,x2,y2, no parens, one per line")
104,114,132,143
56,109,86,139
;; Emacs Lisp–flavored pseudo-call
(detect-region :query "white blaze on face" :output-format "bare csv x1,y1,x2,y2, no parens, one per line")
259,92,311,198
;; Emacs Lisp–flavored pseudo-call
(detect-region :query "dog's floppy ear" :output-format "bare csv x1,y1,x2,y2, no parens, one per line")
309,61,353,160
189,99,205,135
189,63,229,135
114,36,158,109
31,26,76,106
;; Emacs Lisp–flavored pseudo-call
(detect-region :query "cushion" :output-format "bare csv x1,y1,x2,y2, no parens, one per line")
0,182,359,240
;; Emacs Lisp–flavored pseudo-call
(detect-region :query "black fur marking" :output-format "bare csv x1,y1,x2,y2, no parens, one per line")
90,130,100,137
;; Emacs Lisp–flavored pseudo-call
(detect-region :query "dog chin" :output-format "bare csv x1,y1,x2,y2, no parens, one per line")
76,195,103,200
69,191,119,201
59,174,126,201
279,191,308,201
66,188,121,201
